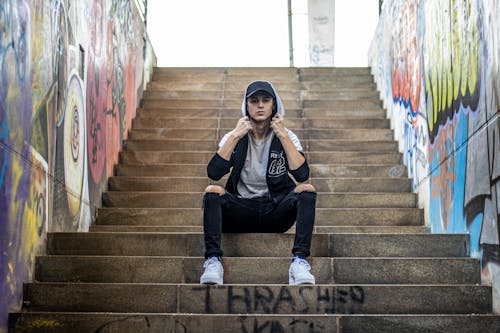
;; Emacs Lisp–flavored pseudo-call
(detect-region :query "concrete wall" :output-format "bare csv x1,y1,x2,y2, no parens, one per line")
0,0,156,331
369,0,500,312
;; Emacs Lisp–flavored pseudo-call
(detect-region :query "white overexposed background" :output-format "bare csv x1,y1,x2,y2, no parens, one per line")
147,0,379,67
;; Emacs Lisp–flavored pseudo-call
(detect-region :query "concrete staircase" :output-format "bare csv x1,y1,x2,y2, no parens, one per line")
10,68,500,332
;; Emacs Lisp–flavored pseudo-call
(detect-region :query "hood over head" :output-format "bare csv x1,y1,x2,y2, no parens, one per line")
241,80,285,118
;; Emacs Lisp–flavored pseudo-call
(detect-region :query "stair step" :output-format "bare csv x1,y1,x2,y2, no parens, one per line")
22,283,491,314
128,127,395,141
303,108,385,117
97,207,201,225
305,128,393,140
300,74,374,82
90,225,428,233
136,107,386,119
119,150,402,165
10,312,500,333
305,118,389,128
132,117,303,130
302,81,377,90
307,152,401,164
137,107,303,118
115,163,408,177
9,313,341,333
307,140,398,152
125,140,218,151
119,151,213,164
46,233,469,257
302,91,379,99
299,67,371,75
107,176,410,193
311,177,410,192
141,99,304,109
144,90,302,100
108,176,208,192
101,192,417,209
129,128,219,140
311,164,407,177
96,207,423,226
123,140,399,153
340,315,500,333
303,100,382,110
36,256,480,284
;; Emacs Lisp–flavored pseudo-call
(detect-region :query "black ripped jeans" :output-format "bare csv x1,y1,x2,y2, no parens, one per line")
202,190,317,259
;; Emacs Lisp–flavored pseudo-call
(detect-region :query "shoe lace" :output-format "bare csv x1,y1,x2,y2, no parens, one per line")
204,257,220,271
293,258,311,271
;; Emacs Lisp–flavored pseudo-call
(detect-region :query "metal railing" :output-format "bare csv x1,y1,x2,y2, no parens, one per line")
134,0,148,26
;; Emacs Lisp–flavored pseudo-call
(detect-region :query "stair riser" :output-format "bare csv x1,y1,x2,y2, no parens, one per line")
36,257,480,285
340,316,500,333
107,176,410,193
46,233,468,257
120,151,213,164
141,99,303,109
136,108,385,119
96,208,423,227
129,128,395,141
129,128,219,140
311,178,410,192
303,109,385,118
123,141,398,153
119,151,402,165
147,81,376,91
311,164,407,178
90,225,429,233
108,177,209,192
115,164,408,178
303,100,382,109
142,91,380,101
302,82,377,90
307,129,394,140
10,313,500,333
23,283,491,314
308,141,398,151
308,153,401,164
141,99,382,111
9,313,340,333
154,66,369,75
133,118,390,129
101,192,417,209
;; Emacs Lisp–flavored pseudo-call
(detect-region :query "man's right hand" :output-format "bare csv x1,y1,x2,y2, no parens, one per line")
231,116,252,139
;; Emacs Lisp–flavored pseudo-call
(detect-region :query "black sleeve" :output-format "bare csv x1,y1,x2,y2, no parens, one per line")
207,153,232,180
289,155,310,182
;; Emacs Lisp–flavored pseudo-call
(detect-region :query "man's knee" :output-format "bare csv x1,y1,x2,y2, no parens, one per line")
205,184,225,195
294,183,315,193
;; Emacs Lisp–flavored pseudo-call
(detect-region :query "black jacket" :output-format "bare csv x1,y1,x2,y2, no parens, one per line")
207,134,310,203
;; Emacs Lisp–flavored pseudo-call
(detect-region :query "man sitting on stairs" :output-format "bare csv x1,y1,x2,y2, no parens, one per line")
200,80,317,285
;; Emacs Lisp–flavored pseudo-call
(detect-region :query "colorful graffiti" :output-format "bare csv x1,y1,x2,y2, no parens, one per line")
0,0,155,332
369,0,500,312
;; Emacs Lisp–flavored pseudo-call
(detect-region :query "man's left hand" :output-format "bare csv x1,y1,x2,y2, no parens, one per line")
270,114,287,138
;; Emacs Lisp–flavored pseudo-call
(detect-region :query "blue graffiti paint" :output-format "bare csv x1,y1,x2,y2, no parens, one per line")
469,212,483,257
450,111,467,234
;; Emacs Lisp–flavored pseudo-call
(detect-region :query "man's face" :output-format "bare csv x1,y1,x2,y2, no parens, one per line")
247,92,274,122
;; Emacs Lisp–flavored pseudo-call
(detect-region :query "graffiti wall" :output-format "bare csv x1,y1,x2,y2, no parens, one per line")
369,0,500,312
0,0,156,331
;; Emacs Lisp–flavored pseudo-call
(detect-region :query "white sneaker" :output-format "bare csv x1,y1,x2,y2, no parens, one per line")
289,257,315,285
200,257,224,285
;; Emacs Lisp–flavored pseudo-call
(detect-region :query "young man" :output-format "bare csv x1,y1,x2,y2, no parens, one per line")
200,80,317,285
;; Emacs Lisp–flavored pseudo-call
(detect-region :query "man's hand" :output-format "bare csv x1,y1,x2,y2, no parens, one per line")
270,114,287,138
231,116,253,139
